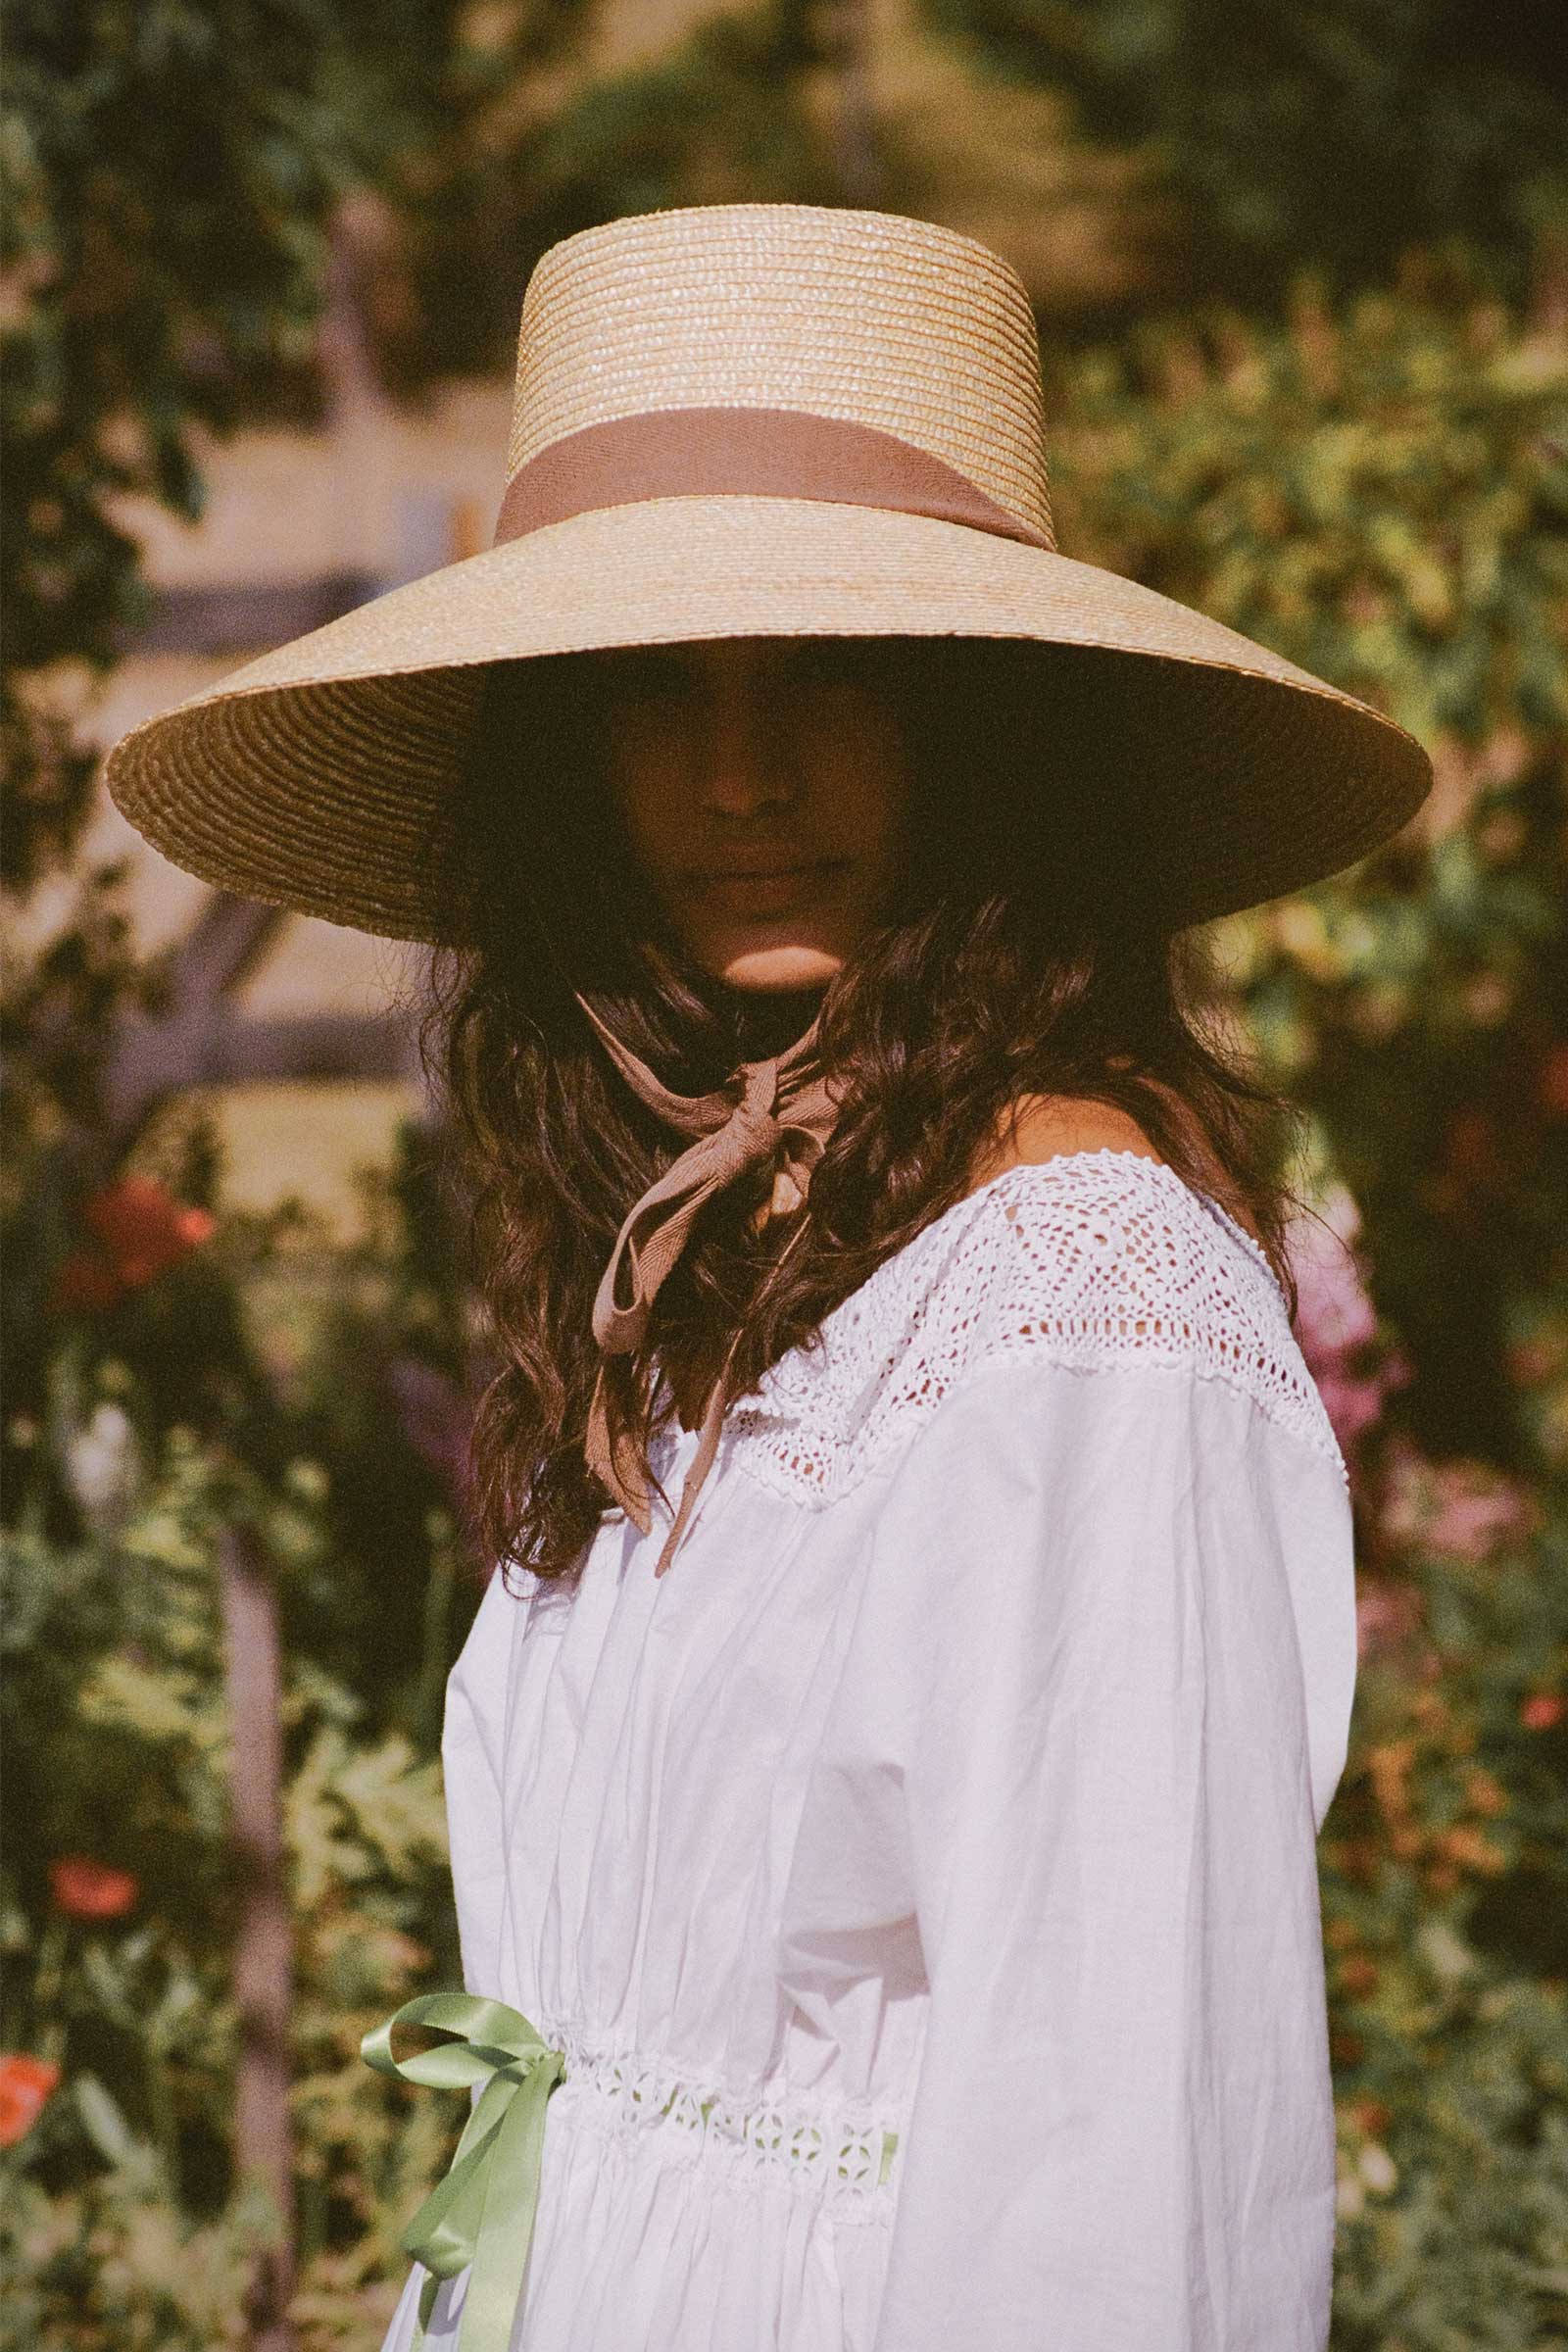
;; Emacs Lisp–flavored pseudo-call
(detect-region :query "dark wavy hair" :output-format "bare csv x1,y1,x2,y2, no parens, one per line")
412,636,1311,1589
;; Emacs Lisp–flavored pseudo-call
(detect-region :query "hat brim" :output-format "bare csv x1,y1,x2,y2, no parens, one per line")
104,493,1432,942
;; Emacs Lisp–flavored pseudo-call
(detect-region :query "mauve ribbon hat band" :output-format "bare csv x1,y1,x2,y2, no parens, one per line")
492,404,1056,552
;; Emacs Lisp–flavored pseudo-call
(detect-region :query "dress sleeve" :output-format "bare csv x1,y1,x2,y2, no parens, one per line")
440,1557,519,2001
862,1350,1355,2352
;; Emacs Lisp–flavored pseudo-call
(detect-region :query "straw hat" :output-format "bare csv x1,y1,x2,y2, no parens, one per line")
104,200,1432,943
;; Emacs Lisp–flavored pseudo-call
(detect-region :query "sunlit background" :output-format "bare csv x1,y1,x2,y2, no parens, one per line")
4,3,1566,2344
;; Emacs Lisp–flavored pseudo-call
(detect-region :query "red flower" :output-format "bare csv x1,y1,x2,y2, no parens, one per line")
1521,1691,1564,1732
1538,1044,1568,1118
51,1254,126,1312
48,1855,139,1919
84,1177,215,1283
0,2054,61,2147
49,1176,216,1313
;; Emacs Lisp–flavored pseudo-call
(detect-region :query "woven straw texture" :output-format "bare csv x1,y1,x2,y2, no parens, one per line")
103,200,1432,945
505,203,1054,544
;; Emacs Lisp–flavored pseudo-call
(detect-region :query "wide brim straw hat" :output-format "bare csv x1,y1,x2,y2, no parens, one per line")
104,201,1433,944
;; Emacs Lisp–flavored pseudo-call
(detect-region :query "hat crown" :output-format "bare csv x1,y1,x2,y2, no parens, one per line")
506,202,1054,545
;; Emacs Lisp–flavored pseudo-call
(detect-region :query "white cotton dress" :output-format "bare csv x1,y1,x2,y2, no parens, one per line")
375,1147,1357,2352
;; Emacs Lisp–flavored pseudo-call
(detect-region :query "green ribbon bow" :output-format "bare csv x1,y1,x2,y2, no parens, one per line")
362,1990,568,2352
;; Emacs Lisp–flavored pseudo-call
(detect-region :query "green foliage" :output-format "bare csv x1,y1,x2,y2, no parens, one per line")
914,0,1568,310
518,6,846,244
1,1191,481,2347
1048,263,1567,748
1045,263,1568,1482
0,0,592,887
1319,1443,1568,2343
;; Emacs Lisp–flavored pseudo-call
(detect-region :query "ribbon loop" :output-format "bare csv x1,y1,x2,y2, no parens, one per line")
363,1991,567,2352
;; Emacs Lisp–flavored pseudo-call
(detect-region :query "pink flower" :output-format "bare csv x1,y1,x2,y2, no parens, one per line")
1291,1188,1378,1357
1425,1478,1534,1559
1288,1185,1407,1454
1381,1437,1536,1564
1355,1578,1425,1662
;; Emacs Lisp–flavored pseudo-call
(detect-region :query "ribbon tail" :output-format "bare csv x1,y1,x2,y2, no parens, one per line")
653,1330,740,1579
362,1997,565,2352
398,2100,506,2278
592,1156,737,1354
452,2057,564,2352
410,2263,440,2352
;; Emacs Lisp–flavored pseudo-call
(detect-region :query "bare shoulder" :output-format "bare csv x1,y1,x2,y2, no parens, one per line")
965,1093,1167,1194
966,1086,1269,1253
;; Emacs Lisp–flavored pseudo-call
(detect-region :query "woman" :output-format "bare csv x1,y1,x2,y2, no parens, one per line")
103,202,1432,2351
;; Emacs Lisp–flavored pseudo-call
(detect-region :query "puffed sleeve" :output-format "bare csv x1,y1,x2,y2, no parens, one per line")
861,1350,1356,2352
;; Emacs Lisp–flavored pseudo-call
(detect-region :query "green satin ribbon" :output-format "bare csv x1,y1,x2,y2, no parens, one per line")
362,1990,567,2352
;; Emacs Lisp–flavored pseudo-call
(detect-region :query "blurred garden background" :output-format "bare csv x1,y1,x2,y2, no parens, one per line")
3,1,1566,2344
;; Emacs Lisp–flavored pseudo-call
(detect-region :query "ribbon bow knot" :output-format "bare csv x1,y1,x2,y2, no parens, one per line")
574,993,841,1571
719,1053,785,1158
362,1990,567,2352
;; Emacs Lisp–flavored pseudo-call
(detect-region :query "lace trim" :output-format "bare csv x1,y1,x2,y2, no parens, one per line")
535,2014,903,2209
726,1150,1348,1507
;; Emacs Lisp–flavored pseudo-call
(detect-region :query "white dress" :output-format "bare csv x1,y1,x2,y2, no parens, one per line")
376,1148,1356,2352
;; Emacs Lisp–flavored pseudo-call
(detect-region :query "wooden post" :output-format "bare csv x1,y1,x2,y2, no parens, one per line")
219,1516,297,2351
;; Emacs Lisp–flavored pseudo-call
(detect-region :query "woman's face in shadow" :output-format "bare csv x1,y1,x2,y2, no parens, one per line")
598,637,915,995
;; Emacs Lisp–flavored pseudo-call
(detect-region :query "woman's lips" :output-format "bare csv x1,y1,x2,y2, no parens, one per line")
697,860,843,915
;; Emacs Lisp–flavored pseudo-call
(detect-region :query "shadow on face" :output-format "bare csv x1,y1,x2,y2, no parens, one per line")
589,636,915,996
447,633,1142,1034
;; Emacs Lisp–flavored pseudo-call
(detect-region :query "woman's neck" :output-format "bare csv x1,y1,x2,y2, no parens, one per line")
722,984,828,1066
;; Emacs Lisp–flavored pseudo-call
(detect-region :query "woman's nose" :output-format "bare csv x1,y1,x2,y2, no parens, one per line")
697,669,797,813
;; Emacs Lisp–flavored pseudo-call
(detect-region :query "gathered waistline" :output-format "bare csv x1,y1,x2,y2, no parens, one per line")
535,2016,904,2209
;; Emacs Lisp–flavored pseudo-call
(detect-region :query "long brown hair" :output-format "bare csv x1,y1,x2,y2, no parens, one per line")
412,637,1310,1589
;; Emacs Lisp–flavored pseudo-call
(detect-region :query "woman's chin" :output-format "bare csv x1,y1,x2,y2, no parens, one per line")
707,938,844,992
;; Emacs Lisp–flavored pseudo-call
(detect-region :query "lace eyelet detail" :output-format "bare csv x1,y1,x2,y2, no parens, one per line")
725,1152,1348,1507
535,2016,903,2212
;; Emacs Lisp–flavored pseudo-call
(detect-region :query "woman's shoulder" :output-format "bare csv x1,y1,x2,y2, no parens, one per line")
969,1084,1267,1250
968,1089,1164,1185
729,1134,1342,1507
